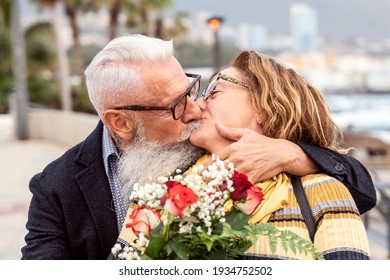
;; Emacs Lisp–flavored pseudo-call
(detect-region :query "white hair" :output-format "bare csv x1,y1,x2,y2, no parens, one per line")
84,35,174,117
117,121,205,202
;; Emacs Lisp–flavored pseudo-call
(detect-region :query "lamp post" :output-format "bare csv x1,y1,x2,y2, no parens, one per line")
207,17,224,73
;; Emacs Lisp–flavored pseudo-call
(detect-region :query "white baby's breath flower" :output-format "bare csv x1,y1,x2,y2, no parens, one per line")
112,154,246,260
178,222,193,234
201,170,209,177
111,243,121,256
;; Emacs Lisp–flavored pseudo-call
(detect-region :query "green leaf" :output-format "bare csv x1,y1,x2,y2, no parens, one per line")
289,239,297,255
151,222,164,235
236,239,253,252
198,233,215,251
212,221,223,234
171,240,190,260
144,234,165,259
225,207,250,230
209,248,228,260
268,238,278,254
281,238,288,253
219,222,234,238
140,254,153,260
174,216,200,224
166,241,173,256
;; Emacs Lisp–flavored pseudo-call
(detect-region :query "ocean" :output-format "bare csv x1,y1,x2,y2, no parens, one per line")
326,93,390,144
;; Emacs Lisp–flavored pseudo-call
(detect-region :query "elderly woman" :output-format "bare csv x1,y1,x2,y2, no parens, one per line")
190,50,371,260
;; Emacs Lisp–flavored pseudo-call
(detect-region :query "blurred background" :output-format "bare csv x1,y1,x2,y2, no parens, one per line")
0,0,389,260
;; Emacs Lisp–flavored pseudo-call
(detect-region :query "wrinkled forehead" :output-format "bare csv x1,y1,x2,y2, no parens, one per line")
132,58,189,103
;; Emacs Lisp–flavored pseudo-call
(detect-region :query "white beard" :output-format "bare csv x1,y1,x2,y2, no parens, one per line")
117,121,205,203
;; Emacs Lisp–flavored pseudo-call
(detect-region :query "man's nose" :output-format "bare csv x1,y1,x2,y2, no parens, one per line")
180,97,202,123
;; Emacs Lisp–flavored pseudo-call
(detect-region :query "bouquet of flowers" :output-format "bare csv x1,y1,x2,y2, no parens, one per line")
111,155,323,260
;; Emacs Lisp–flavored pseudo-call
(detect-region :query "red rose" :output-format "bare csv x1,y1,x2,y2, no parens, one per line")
230,171,264,215
235,185,264,215
126,206,161,237
161,181,197,217
230,171,254,201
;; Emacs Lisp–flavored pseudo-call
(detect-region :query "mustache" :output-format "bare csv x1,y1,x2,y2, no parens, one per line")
117,122,205,200
179,120,200,142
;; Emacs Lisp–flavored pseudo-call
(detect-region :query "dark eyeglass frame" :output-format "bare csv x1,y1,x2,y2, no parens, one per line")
200,72,249,101
111,73,201,120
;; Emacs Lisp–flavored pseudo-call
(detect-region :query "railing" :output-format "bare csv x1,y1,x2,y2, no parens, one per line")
373,180,390,258
366,168,390,259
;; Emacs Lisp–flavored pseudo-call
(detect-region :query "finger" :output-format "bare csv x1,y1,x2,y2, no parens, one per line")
215,145,229,161
215,121,246,141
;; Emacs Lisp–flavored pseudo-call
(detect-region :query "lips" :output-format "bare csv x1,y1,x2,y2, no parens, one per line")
198,118,207,127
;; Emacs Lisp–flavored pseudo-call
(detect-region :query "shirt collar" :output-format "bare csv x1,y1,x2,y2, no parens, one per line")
102,125,120,174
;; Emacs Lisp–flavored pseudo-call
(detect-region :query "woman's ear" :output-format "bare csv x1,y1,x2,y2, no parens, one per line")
255,113,264,133
103,109,136,147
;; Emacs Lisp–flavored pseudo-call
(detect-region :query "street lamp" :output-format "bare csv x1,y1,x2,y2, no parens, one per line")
207,17,224,73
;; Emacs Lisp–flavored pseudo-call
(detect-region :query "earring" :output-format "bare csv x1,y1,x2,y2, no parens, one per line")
256,119,262,126
114,133,122,145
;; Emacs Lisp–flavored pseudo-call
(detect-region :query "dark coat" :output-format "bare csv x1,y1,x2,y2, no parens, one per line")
21,122,376,259
22,122,118,259
297,142,376,214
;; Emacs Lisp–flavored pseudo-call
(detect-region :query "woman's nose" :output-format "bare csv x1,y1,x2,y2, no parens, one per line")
195,98,207,111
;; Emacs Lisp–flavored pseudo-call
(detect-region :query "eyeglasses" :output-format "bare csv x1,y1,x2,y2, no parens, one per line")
111,73,201,120
200,73,249,101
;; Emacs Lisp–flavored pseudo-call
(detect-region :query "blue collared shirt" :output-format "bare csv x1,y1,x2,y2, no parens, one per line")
102,126,127,232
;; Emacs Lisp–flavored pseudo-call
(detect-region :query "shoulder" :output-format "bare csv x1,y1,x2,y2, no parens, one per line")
300,173,359,214
39,142,84,175
30,122,104,194
30,142,85,193
301,173,351,197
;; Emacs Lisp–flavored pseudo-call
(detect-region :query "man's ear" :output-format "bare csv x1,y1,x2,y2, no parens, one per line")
103,109,136,145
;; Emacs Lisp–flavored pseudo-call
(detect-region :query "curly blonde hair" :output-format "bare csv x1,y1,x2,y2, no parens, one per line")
231,50,344,152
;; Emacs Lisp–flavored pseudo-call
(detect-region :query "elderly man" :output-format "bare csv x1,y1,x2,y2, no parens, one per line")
21,35,375,260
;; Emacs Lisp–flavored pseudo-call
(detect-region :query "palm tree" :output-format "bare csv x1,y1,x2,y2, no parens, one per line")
104,0,190,41
124,0,172,36
0,0,12,113
164,11,189,41
31,0,100,76
0,0,11,27
25,22,60,108
107,0,122,41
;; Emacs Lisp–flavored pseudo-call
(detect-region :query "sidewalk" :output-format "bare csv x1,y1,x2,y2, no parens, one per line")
0,114,389,259
0,115,68,259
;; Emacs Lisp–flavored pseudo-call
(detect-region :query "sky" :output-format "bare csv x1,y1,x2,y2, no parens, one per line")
19,0,390,41
166,0,390,41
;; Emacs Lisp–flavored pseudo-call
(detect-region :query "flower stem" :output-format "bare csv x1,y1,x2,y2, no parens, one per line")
163,213,175,242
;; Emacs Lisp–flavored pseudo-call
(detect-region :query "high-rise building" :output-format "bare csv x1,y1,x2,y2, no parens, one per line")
290,3,318,52
250,24,268,50
237,24,267,51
